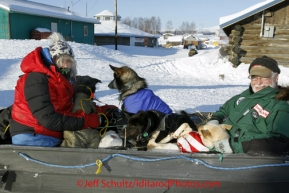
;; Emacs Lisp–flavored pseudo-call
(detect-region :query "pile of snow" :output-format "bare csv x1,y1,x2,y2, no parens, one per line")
0,39,289,112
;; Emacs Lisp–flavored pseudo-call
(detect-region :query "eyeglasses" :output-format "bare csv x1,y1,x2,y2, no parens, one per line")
248,75,272,82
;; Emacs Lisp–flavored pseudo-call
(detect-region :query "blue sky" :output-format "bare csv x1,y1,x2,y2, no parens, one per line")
30,0,264,29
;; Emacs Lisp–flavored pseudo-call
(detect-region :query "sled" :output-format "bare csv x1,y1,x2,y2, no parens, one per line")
1,111,289,192
0,144,289,193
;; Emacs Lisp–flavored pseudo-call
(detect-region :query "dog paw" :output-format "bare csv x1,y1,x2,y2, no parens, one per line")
147,140,158,149
173,129,192,138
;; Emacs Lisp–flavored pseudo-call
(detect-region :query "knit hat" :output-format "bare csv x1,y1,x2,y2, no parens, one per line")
249,56,280,77
48,32,74,59
177,131,209,153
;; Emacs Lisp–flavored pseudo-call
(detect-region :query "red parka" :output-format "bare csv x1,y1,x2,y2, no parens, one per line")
10,47,84,139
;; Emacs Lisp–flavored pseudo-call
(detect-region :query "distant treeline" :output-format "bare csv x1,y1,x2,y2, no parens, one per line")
121,16,196,35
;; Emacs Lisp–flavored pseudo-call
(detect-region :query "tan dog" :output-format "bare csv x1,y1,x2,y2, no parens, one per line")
198,123,232,149
146,123,193,151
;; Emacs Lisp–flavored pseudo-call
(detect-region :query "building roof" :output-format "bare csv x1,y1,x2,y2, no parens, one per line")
183,34,201,40
167,35,182,42
94,10,121,18
162,33,174,36
34,27,51,32
0,0,100,24
219,0,283,28
94,20,159,38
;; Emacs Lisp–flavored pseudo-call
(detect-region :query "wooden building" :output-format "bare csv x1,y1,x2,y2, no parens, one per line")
183,34,203,49
162,33,174,40
30,28,52,40
0,0,100,45
166,35,183,47
220,0,289,67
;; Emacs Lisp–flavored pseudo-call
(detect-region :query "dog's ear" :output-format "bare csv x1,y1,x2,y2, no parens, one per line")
109,64,116,70
109,65,119,72
138,111,146,117
128,111,147,127
220,124,232,130
200,129,211,138
109,65,123,76
91,77,102,85
75,75,101,95
88,77,101,93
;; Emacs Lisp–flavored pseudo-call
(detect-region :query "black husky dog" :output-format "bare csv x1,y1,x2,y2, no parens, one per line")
118,110,198,150
71,75,102,114
108,64,172,116
61,75,102,148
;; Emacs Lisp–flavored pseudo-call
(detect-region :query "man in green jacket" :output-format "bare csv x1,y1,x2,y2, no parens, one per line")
209,56,289,155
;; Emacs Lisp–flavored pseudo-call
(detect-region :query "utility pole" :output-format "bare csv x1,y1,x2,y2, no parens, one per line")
115,0,118,50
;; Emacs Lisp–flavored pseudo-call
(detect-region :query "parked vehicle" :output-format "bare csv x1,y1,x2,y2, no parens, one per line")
201,43,207,49
188,47,198,57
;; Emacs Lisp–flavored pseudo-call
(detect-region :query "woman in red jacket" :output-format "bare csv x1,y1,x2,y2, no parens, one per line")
10,32,100,147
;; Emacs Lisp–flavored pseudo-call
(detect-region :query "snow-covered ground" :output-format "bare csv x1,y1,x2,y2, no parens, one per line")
1,39,289,113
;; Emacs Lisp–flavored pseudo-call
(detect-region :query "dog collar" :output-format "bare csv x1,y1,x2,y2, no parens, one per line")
158,114,167,131
142,118,152,138
134,117,152,145
78,84,94,99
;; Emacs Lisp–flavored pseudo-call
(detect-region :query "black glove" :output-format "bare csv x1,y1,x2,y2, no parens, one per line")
108,109,129,126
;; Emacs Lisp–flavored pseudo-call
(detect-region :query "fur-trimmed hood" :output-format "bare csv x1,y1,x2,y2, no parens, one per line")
275,86,289,101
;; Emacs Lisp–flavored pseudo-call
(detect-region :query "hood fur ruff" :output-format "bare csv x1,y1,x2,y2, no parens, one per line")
275,86,289,101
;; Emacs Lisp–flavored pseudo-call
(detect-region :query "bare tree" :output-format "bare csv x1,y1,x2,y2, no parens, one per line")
179,21,188,34
132,17,138,29
138,17,144,31
118,16,196,35
122,17,132,26
156,17,161,34
189,22,196,34
150,16,157,34
119,16,163,34
166,20,173,33
120,16,198,35
179,21,196,34
144,18,151,33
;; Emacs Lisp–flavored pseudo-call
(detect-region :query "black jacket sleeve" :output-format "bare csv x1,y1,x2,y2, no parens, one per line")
242,135,289,156
24,72,84,131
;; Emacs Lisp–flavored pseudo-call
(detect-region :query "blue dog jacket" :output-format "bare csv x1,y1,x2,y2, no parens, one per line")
123,89,172,114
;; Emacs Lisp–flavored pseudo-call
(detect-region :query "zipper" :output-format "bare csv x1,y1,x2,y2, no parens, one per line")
236,109,250,123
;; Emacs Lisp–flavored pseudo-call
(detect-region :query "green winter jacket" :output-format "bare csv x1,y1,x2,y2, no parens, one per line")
211,86,289,155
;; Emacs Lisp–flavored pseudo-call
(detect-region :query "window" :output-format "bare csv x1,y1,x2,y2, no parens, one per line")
51,22,58,32
84,26,88,36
